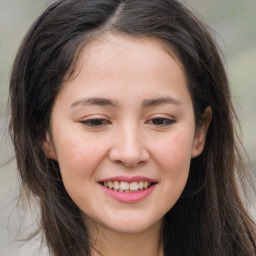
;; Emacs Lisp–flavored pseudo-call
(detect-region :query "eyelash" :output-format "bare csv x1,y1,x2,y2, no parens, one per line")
146,117,175,126
80,117,175,127
80,119,111,127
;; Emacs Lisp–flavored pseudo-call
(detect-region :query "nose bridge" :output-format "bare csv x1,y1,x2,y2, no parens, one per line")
109,121,149,166
122,122,141,153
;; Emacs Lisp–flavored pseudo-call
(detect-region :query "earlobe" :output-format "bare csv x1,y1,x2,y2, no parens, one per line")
191,107,212,158
43,133,57,160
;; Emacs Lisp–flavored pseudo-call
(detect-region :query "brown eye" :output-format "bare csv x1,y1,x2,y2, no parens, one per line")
149,118,175,126
81,119,111,127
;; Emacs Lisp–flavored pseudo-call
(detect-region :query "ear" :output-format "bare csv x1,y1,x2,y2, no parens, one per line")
42,133,57,160
191,107,212,158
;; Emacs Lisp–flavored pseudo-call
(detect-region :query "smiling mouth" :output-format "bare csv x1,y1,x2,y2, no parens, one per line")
99,180,155,193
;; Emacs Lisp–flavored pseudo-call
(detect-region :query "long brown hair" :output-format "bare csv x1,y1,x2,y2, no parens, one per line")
9,0,256,255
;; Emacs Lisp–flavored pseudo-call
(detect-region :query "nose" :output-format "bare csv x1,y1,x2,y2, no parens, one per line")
109,125,150,167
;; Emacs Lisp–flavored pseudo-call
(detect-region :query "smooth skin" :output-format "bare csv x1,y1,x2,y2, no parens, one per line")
44,33,211,256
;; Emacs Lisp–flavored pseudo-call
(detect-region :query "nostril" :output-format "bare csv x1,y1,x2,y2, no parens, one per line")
113,159,147,167
114,160,124,165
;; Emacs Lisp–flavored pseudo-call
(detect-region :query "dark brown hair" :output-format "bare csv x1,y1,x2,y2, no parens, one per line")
9,0,256,255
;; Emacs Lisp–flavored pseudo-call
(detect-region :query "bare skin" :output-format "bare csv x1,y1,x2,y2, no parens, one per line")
87,217,164,256
44,33,211,256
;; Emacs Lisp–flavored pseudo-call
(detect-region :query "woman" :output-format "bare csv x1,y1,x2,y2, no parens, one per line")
9,0,256,255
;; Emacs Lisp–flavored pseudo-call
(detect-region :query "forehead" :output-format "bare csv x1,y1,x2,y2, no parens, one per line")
64,33,184,82
57,33,191,109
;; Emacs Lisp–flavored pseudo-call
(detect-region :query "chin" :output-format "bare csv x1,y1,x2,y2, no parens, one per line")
99,214,162,235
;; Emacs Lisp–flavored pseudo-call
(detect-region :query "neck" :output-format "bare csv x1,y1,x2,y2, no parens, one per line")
87,219,164,256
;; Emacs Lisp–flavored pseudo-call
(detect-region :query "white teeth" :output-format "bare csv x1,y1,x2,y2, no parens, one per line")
108,181,114,189
114,181,119,190
138,180,144,189
130,181,139,191
102,180,153,191
143,181,149,188
120,181,129,190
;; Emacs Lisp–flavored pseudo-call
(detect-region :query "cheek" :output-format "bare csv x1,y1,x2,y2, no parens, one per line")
54,129,107,179
152,132,193,211
54,133,108,206
152,131,193,180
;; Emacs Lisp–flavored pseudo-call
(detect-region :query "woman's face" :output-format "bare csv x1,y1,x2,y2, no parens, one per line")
44,34,209,235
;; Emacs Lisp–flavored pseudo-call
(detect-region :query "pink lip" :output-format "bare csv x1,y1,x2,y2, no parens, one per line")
98,176,157,203
99,176,157,183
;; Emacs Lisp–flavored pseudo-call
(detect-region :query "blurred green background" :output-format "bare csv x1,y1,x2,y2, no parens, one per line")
0,0,255,255
1,0,255,158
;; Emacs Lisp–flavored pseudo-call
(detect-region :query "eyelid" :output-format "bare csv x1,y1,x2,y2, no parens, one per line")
146,113,175,120
79,115,112,127
81,118,110,124
145,115,176,126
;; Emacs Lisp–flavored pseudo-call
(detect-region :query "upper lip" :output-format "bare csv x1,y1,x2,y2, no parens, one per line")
98,176,157,183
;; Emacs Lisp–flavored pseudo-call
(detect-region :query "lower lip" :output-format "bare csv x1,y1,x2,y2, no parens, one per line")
99,184,156,203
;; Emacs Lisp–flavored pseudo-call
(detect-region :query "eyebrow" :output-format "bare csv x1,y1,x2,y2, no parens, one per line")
70,97,118,108
142,97,183,107
70,96,182,109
